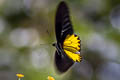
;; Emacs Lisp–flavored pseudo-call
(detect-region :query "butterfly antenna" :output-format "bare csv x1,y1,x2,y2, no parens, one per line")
39,43,52,45
46,29,52,39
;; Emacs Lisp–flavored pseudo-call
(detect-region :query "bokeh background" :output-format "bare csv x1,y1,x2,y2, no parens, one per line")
0,0,120,80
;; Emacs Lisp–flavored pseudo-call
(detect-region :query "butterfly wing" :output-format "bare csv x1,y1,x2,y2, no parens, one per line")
54,1,75,73
55,51,74,73
55,1,73,44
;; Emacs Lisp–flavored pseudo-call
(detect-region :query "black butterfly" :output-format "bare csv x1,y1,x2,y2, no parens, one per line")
53,1,81,73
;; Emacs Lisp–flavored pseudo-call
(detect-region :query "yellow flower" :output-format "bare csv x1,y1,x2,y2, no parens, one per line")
48,76,55,80
16,73,24,78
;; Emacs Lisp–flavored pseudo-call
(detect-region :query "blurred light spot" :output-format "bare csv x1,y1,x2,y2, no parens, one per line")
0,18,6,33
73,60,93,80
0,48,16,66
31,0,49,13
23,0,32,10
110,5,120,30
4,0,24,15
32,0,48,8
30,48,50,69
9,28,40,47
4,0,31,16
0,71,16,80
87,33,118,60
82,0,105,12
97,62,120,80
0,0,5,6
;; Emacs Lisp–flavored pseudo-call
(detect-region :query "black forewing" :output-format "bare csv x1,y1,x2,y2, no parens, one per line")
55,1,73,43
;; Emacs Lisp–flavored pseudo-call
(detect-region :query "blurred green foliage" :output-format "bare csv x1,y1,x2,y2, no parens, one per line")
0,0,120,80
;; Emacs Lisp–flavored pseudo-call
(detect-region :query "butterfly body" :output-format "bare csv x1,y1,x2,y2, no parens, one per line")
53,1,81,73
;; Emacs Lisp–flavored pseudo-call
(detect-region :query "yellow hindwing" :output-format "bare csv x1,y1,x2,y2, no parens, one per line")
63,34,81,62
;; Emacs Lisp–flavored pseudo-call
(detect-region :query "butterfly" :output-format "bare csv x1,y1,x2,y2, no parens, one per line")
53,1,82,73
